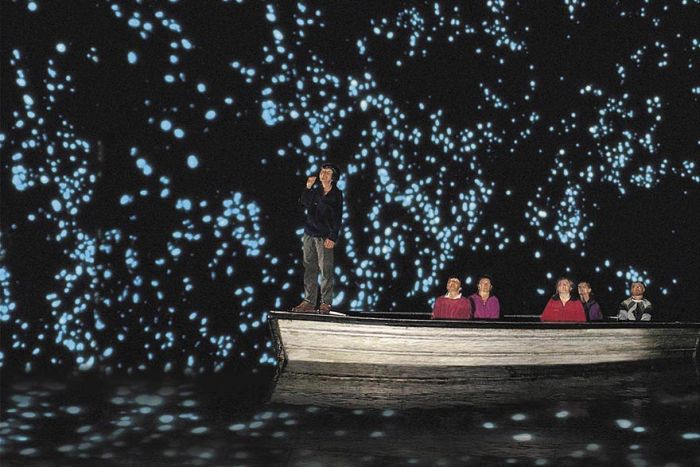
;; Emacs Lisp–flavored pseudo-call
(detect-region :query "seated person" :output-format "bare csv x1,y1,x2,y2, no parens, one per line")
468,275,501,319
540,277,586,322
577,281,603,321
431,277,473,320
618,281,652,321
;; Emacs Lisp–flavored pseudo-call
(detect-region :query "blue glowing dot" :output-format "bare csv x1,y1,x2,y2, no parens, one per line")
160,120,172,131
301,134,311,147
51,199,62,212
28,1,38,12
135,395,164,406
616,419,633,429
205,110,216,120
187,155,199,169
197,83,206,93
173,128,185,139
56,43,67,53
127,51,138,64
160,415,174,423
136,158,153,176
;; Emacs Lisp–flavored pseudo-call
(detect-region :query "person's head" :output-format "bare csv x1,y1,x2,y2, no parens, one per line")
556,277,574,295
319,163,340,184
477,275,493,295
577,281,592,299
446,277,462,295
630,281,645,298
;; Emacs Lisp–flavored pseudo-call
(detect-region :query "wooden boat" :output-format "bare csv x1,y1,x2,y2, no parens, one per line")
268,311,700,408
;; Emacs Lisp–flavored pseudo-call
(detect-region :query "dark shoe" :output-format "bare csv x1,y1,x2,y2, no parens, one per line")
292,300,316,313
318,303,332,314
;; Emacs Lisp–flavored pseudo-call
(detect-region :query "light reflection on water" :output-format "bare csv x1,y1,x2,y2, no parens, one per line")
1,365,699,466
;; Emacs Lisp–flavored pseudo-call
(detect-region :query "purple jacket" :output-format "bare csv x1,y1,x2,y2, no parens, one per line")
581,298,603,321
468,293,501,320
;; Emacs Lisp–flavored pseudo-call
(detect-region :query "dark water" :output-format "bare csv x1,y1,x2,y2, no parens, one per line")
1,365,699,466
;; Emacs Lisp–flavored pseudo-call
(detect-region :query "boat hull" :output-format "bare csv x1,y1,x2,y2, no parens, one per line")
268,312,700,407
271,312,700,369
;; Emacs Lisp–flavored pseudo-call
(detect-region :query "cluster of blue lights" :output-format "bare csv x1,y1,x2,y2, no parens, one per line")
2,0,698,373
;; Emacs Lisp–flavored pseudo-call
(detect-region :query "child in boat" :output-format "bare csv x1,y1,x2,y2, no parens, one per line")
431,277,473,320
540,277,586,322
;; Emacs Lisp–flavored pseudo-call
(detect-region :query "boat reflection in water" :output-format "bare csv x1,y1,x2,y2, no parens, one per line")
272,361,700,409
269,311,700,409
2,351,699,465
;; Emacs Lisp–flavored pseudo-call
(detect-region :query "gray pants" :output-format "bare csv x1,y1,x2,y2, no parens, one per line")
302,234,334,306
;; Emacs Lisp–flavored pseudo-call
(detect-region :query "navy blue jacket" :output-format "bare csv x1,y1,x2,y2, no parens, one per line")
300,184,343,242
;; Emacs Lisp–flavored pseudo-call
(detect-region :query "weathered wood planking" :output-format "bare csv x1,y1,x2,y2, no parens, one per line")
269,312,700,408
271,312,700,369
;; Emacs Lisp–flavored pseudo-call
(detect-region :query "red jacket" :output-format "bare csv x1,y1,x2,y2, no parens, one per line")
540,297,586,322
432,296,473,320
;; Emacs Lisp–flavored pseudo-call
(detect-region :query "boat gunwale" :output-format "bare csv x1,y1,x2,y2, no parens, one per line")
268,310,700,330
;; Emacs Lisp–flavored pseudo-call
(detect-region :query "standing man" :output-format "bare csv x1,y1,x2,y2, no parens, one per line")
292,163,343,314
